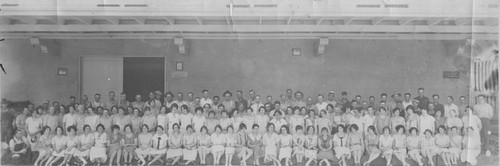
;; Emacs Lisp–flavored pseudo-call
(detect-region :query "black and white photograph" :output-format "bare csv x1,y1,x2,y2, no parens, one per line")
0,0,498,166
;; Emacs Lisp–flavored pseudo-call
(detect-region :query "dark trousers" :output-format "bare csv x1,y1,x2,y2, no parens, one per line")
480,118,490,150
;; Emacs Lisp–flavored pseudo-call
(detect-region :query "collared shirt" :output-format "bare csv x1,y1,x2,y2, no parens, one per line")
473,103,494,119
151,133,169,149
280,101,291,110
222,100,236,111
106,100,118,109
174,100,187,108
236,98,248,109
326,100,337,107
434,103,444,114
444,103,458,118
200,98,213,108
250,103,264,114
118,100,130,108
315,102,328,112
402,101,412,110
92,101,105,108
414,96,430,110
292,100,306,108
132,101,146,111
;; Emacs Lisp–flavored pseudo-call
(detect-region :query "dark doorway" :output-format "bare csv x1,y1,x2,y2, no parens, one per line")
123,57,165,102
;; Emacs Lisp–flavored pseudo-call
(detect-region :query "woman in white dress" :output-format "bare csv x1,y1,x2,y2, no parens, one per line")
192,107,206,133
435,125,451,166
379,126,394,166
225,125,238,166
149,125,168,166
241,108,255,134
248,124,264,166
279,126,293,166
157,106,168,129
406,127,423,166
164,123,181,165
304,126,318,166
211,125,226,166
179,105,194,133
348,124,365,166
89,124,108,165
122,124,137,164
135,125,153,166
393,125,409,166
460,127,481,166
421,129,436,166
255,107,270,133
333,125,350,166
34,126,53,166
405,106,420,133
74,125,94,165
183,125,198,165
292,125,306,165
45,126,67,166
141,108,157,133
63,126,79,166
363,126,381,166
198,126,211,165
390,108,406,135
449,126,462,166
289,108,304,134
262,123,280,166
108,125,123,166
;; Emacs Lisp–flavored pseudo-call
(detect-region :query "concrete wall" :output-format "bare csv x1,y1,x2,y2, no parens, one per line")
0,39,470,104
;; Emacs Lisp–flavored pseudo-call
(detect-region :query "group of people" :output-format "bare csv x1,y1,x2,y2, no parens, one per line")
0,87,494,166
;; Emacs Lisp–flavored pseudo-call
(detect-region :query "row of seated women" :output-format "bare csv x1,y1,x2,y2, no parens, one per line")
29,119,480,166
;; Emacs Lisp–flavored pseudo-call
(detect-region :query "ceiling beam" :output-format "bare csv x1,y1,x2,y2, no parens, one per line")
344,17,353,25
102,17,120,25
371,17,385,25
454,18,472,26
1,24,495,34
482,19,498,26
71,16,92,25
163,17,174,25
9,16,37,24
316,17,324,26
131,16,145,24
399,17,416,25
38,16,65,25
195,17,203,25
426,18,445,25
1,33,496,41
225,16,232,25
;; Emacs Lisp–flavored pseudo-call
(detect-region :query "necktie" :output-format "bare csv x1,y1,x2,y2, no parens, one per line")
157,137,161,150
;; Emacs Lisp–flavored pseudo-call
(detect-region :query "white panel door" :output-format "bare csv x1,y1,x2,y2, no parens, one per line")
81,57,123,101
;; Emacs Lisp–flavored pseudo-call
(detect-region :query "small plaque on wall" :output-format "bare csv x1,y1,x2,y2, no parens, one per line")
171,71,188,78
58,68,67,75
443,71,460,79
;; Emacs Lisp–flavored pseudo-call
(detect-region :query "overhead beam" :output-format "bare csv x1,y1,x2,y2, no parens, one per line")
225,16,232,25
71,16,92,25
9,16,37,24
38,16,64,25
343,17,353,25
195,17,203,25
131,16,145,24
426,18,445,25
371,17,385,25
0,24,496,34
316,17,324,26
454,18,472,26
163,17,174,25
399,17,416,25
482,19,498,26
102,17,120,25
1,33,496,41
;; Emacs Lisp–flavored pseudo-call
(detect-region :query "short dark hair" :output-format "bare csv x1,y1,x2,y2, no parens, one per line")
111,125,120,132
96,124,105,131
67,125,77,133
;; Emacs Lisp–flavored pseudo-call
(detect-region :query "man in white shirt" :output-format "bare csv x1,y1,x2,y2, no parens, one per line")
250,95,264,114
200,90,213,108
174,92,187,107
419,109,435,134
444,96,458,118
473,95,494,148
91,93,105,108
326,91,337,107
402,93,412,110
63,107,77,131
315,94,328,112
